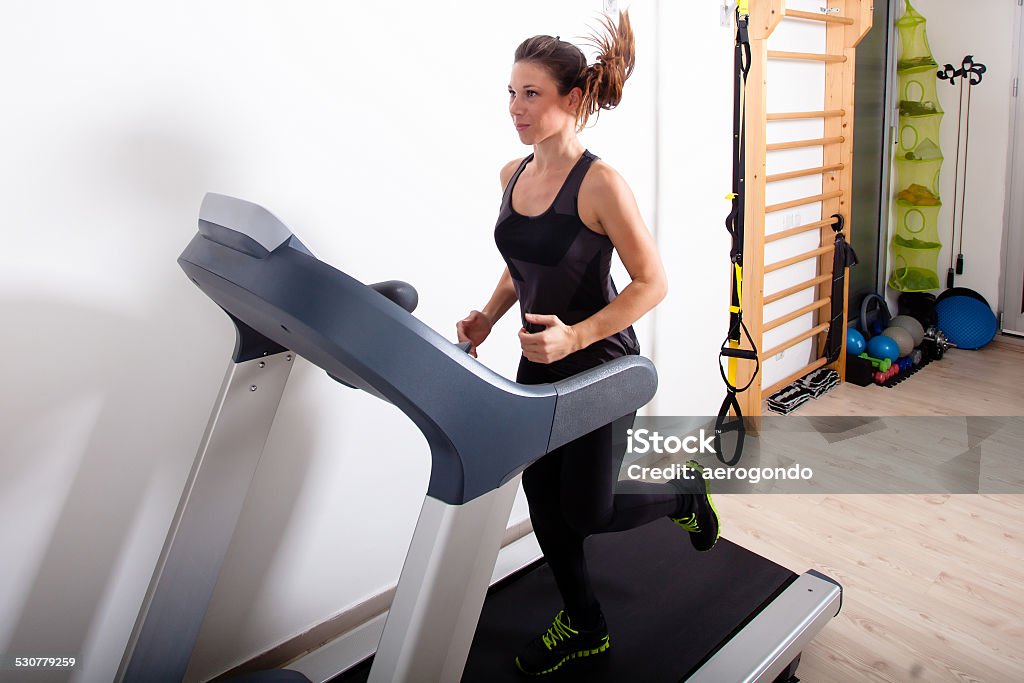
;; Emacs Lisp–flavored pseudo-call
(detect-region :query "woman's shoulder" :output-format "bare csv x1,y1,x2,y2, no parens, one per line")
577,159,635,235
581,158,631,201
500,157,527,190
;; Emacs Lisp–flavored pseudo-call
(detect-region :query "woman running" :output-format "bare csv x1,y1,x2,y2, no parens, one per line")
457,11,720,676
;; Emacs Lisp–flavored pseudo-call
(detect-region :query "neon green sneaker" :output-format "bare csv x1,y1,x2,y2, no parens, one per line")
670,460,720,552
514,610,610,676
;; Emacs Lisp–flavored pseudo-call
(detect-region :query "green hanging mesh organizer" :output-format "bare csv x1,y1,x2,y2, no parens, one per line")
890,0,943,292
890,199,942,291
895,0,936,70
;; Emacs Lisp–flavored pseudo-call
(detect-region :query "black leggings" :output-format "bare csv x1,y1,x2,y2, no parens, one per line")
517,356,681,626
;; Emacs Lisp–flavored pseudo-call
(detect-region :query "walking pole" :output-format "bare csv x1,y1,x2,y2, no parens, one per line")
956,56,986,276
938,61,963,288
938,55,986,287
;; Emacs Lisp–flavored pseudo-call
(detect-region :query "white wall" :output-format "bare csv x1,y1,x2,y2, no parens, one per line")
656,0,831,406
0,2,661,682
652,0,737,414
886,0,1016,309
9,1,972,681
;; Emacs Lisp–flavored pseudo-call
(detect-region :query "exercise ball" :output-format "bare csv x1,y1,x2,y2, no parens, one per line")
846,328,866,355
889,315,925,346
867,334,900,362
936,296,998,350
883,325,915,357
937,286,988,305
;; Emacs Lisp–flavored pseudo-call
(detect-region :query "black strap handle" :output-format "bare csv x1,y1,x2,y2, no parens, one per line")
714,392,746,466
720,348,758,360
718,317,760,393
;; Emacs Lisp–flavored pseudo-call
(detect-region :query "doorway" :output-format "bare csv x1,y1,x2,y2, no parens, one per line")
1002,4,1024,335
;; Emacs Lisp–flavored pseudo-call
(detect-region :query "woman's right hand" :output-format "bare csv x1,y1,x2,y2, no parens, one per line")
456,310,493,358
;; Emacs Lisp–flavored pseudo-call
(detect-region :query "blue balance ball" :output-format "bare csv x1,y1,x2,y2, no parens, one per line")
867,334,900,362
846,328,866,355
936,296,998,349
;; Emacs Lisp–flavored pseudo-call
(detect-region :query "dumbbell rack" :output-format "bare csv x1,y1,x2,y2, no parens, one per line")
731,0,874,419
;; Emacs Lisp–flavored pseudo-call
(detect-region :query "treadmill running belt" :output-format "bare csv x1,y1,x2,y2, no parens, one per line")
334,518,796,682
467,518,796,682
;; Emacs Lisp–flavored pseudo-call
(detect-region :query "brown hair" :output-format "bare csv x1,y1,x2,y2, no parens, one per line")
513,11,635,130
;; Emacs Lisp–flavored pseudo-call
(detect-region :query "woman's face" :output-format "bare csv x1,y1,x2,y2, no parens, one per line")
508,61,579,144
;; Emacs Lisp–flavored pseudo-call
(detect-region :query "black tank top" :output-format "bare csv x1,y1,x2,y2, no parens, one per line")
494,150,640,370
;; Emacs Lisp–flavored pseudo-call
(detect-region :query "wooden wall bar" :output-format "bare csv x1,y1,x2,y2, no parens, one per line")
733,1,873,415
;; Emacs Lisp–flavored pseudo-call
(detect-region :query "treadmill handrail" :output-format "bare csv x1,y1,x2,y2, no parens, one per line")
180,193,658,503
549,356,657,451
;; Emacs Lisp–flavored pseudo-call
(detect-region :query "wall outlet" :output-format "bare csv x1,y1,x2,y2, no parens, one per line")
604,0,618,14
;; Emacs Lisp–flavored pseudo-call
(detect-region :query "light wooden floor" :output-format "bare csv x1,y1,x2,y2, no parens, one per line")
793,335,1024,417
719,336,1024,681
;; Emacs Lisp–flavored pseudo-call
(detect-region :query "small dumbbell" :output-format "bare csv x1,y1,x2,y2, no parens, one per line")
858,353,892,372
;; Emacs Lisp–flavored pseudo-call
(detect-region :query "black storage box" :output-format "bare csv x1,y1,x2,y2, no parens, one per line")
845,354,875,386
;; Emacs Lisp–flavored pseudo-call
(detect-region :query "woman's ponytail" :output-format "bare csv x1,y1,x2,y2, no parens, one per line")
577,11,635,129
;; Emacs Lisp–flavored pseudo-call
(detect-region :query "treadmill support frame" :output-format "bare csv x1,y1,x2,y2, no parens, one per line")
369,479,520,682
117,351,294,683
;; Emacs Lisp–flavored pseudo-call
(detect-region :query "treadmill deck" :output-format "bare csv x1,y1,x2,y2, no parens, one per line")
337,518,800,682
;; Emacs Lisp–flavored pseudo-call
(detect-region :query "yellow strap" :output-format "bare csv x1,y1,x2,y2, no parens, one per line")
737,0,750,18
727,262,745,385
728,264,743,314
725,192,738,201
727,341,738,385
734,263,743,308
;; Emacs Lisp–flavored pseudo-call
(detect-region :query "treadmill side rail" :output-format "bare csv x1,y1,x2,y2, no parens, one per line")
369,479,521,683
686,571,842,683
548,356,657,452
117,352,294,683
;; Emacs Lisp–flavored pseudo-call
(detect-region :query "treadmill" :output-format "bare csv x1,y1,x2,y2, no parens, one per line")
118,194,841,683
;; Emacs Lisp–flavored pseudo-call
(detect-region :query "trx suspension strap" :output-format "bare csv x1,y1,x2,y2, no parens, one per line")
715,1,758,466
825,214,857,363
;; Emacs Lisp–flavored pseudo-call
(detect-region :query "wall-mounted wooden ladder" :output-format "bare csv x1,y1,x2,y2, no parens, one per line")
733,0,873,418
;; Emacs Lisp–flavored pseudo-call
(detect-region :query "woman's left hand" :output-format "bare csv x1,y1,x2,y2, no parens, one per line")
519,313,582,364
